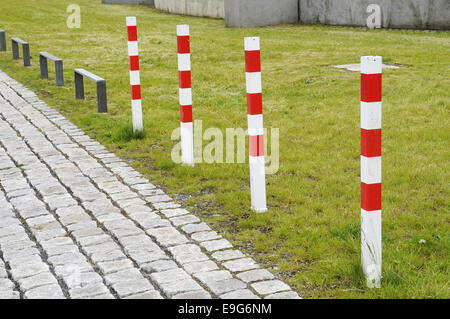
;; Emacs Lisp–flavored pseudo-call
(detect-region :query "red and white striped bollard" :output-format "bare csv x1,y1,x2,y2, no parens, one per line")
126,16,143,132
177,24,194,166
360,56,382,287
245,37,267,213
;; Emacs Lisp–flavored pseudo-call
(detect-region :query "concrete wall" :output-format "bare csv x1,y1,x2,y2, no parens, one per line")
154,0,225,19
225,0,298,28
102,0,154,5
299,0,450,30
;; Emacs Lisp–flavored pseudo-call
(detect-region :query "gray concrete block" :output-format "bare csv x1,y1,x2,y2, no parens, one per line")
225,0,299,28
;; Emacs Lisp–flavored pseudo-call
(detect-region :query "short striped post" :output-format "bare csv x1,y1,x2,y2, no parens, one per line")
245,37,267,213
177,24,194,166
126,16,143,132
360,56,382,288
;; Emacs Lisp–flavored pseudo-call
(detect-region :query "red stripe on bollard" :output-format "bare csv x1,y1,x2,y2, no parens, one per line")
127,26,138,41
361,182,382,211
131,85,141,100
177,36,190,54
361,128,382,157
249,135,264,157
178,70,192,89
180,105,193,123
361,73,382,102
247,93,263,115
129,55,140,71
245,50,261,73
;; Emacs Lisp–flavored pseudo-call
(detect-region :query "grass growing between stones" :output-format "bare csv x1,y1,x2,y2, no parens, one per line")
0,0,449,298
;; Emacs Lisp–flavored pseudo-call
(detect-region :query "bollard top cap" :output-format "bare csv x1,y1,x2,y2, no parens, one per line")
177,25,190,36
361,56,382,74
126,16,137,26
244,37,260,51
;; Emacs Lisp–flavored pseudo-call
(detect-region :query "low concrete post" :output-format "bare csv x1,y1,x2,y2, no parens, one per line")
11,40,19,59
74,72,84,99
0,30,6,52
55,60,64,86
22,43,30,66
96,80,107,113
40,54,48,78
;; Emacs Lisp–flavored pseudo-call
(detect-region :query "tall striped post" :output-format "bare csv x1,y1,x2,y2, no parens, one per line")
245,37,267,213
126,16,143,132
177,24,194,166
360,56,382,288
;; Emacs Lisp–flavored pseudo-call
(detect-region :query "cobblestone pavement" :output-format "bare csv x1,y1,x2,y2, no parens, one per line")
0,69,300,299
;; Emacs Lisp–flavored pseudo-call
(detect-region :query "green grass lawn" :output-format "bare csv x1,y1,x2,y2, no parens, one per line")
0,0,448,298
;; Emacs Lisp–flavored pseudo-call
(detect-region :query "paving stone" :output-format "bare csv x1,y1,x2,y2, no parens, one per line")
128,249,170,265
66,221,98,232
118,234,160,249
112,280,154,298
207,279,247,296
47,252,87,266
172,290,212,299
265,291,301,299
181,222,211,234
170,215,200,227
78,234,113,247
88,292,116,299
90,249,126,263
146,195,172,203
160,208,189,218
194,270,233,285
220,289,260,299
124,290,163,299
236,269,275,283
84,242,119,257
0,278,15,290
1,246,39,261
53,262,92,277
212,250,245,262
191,231,222,242
33,228,67,241
59,213,91,226
111,227,144,238
222,258,260,272
17,272,58,291
251,280,291,296
157,279,203,298
71,227,104,239
24,284,65,299
9,262,50,280
200,239,233,252
0,290,20,299
150,268,191,285
0,267,8,278
153,202,181,210
146,227,189,247
44,244,79,257
130,183,156,191
97,259,134,274
55,206,86,218
141,260,178,273
183,260,219,275
104,269,144,285
168,244,209,264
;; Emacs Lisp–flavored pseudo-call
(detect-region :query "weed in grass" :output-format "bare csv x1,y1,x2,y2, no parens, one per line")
111,123,146,142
